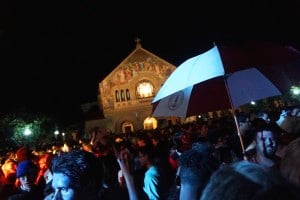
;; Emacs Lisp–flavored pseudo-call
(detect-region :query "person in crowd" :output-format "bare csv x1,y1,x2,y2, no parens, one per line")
214,137,238,167
200,160,299,200
178,148,219,200
96,140,124,200
226,111,251,159
129,133,153,199
280,137,300,188
136,133,152,148
247,118,281,170
150,132,173,189
15,146,32,163
116,148,138,200
137,145,166,200
0,158,18,199
168,131,192,171
8,160,43,200
36,153,54,197
44,150,102,200
277,105,300,137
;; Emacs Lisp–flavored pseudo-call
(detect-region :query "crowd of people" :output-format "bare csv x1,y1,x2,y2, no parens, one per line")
0,106,300,200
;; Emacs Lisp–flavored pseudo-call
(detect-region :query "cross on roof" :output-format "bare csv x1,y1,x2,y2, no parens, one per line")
135,37,141,48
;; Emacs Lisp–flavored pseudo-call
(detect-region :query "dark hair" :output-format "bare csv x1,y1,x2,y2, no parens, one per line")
137,145,155,162
249,118,280,141
236,111,248,123
51,150,101,193
179,148,219,187
200,161,298,200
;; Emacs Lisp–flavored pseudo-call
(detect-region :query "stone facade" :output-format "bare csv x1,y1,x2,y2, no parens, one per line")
91,41,177,134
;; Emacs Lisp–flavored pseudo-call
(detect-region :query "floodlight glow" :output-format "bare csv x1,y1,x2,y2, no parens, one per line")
291,86,300,95
250,101,256,105
24,127,32,136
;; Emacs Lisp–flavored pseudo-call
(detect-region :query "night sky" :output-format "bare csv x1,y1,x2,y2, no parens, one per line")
0,1,300,124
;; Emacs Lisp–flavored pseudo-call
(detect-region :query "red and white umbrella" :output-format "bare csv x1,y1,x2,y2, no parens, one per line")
152,67,281,118
151,41,300,157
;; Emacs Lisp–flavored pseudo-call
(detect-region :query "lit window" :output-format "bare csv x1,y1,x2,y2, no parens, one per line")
137,80,154,98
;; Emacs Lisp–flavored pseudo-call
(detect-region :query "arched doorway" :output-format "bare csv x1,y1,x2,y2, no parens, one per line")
121,121,134,134
143,117,158,130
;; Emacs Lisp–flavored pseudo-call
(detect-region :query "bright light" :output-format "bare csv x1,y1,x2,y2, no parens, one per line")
61,143,70,152
137,82,153,98
291,86,300,95
143,117,157,129
294,90,300,95
54,130,59,135
24,128,32,136
250,101,256,105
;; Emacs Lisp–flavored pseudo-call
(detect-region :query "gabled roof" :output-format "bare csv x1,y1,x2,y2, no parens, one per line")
100,39,176,82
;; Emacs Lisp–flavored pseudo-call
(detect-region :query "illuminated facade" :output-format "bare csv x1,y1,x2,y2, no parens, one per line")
87,40,177,133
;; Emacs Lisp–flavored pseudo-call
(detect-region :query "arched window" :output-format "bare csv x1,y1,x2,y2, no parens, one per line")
115,90,120,102
126,89,130,100
121,90,125,101
136,80,154,98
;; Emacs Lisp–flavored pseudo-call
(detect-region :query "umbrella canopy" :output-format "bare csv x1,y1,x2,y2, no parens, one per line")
153,41,300,104
152,68,281,118
151,41,300,158
152,46,225,102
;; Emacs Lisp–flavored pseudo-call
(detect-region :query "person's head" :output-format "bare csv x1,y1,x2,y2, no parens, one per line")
172,131,192,153
38,153,53,171
16,146,31,162
200,160,298,200
179,148,219,200
50,150,101,200
136,134,152,148
237,112,250,135
280,137,300,187
137,145,155,168
151,133,161,147
277,106,300,136
1,158,17,179
251,118,279,159
16,160,39,192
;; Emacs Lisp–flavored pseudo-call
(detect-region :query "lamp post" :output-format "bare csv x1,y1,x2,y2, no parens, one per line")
54,130,59,139
62,132,65,141
23,127,32,146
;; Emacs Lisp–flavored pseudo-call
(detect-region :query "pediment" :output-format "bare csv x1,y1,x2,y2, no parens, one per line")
99,46,176,95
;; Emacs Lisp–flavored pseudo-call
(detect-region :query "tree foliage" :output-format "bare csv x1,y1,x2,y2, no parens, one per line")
0,111,58,151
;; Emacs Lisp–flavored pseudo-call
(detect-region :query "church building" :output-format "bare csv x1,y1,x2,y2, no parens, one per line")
84,39,177,134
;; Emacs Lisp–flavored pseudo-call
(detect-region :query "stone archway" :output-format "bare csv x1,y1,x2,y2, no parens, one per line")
121,121,134,134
